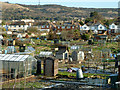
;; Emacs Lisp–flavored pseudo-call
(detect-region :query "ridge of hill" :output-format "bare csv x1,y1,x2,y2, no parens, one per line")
1,2,118,20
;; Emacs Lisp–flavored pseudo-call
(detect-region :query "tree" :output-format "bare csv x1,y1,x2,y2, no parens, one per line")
27,27,38,33
61,30,68,40
1,21,6,25
2,34,7,38
85,18,92,24
90,11,103,21
47,29,54,40
103,19,114,28
81,34,90,40
90,11,98,18
88,30,93,39
2,27,6,31
73,29,80,40
79,21,84,25
104,20,110,28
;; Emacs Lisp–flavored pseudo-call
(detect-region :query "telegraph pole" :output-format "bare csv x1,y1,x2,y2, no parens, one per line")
38,0,40,5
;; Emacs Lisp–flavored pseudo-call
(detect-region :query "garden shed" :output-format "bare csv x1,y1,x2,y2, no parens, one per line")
6,46,16,54
0,35,3,40
44,57,58,77
0,54,37,81
71,51,84,61
55,50,69,60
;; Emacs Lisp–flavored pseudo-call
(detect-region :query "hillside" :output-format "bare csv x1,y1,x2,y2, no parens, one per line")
1,2,118,20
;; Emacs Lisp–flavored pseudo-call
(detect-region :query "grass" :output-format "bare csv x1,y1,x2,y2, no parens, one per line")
2,80,55,88
58,71,76,77
58,71,110,78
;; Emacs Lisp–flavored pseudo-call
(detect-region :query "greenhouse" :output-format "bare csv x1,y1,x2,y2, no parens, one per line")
0,54,37,81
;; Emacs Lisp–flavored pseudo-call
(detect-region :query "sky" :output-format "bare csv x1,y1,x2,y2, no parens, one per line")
1,0,120,8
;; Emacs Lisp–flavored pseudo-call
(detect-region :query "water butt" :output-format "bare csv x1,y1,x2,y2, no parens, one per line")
76,69,84,80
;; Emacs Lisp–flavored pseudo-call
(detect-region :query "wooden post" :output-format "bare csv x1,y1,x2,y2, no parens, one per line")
24,61,26,88
118,65,120,81
118,40,120,49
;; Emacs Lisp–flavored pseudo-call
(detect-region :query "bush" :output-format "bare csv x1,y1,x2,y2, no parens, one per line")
81,34,90,40
2,34,7,38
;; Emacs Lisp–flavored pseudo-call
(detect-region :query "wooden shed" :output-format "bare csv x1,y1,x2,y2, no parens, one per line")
44,57,58,77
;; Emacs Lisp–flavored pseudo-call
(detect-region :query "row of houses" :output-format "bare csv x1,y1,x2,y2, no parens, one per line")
80,23,118,34
2,20,119,35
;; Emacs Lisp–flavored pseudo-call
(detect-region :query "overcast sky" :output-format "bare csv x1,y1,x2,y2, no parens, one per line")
0,0,120,8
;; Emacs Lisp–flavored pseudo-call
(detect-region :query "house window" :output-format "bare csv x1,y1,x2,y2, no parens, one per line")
112,26,115,28
58,26,60,29
62,26,65,29
67,26,71,29
99,31,102,34
84,27,87,29
72,26,74,29
100,27,102,29
42,25,45,28
46,25,49,28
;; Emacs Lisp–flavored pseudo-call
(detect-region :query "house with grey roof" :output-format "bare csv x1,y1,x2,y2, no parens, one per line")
90,23,107,34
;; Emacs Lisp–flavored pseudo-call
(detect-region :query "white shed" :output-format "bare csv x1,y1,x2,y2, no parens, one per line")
0,35,3,40
78,51,84,61
71,51,84,61
17,34,22,38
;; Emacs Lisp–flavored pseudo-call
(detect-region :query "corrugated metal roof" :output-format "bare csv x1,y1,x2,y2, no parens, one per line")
71,46,79,50
0,54,29,62
14,52,32,55
27,46,35,52
40,51,52,55
39,51,53,57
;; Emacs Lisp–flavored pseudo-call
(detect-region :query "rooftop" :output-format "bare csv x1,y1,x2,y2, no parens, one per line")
39,51,53,57
0,54,29,62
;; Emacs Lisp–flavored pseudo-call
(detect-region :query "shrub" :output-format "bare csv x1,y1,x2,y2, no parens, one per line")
81,34,90,40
